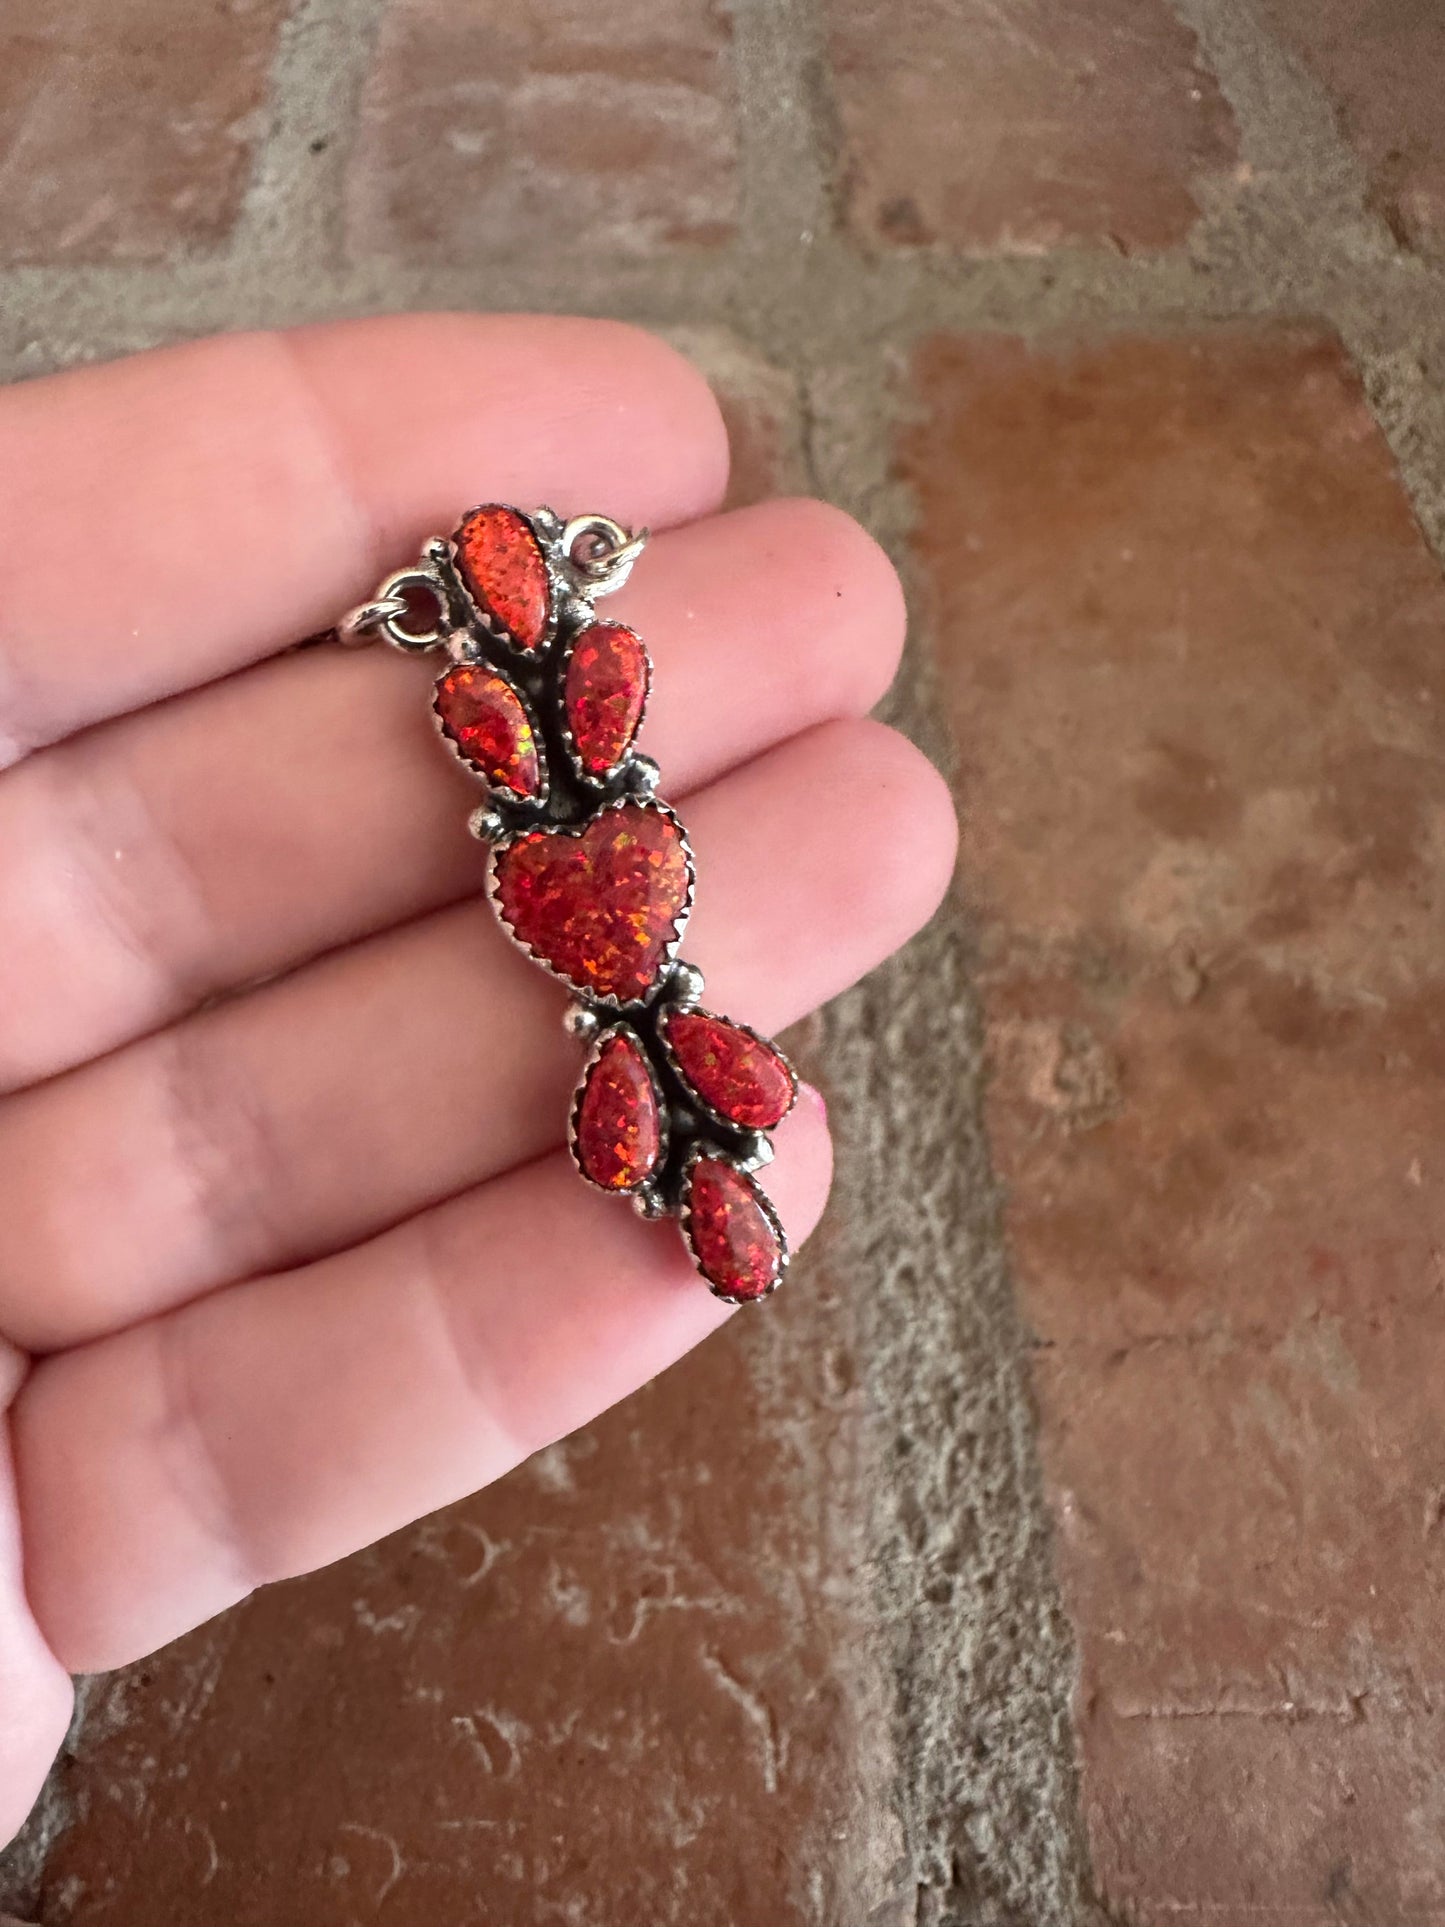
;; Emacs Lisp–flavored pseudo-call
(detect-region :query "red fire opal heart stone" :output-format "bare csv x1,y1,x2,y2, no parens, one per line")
434,664,543,796
685,1157,784,1300
664,1009,796,1130
453,505,550,650
573,1031,662,1190
491,801,691,1002
564,622,649,773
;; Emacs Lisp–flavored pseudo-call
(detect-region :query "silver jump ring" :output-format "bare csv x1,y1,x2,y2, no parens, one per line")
561,515,649,594
337,569,447,651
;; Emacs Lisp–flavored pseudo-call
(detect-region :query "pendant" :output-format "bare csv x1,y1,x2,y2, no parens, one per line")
336,506,796,1304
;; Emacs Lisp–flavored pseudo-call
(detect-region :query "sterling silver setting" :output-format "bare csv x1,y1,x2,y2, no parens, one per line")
337,504,795,1301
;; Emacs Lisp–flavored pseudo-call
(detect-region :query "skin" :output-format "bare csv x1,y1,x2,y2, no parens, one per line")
0,313,957,1845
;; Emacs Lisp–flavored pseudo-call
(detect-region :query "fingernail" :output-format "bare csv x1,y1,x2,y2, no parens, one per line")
799,1081,828,1123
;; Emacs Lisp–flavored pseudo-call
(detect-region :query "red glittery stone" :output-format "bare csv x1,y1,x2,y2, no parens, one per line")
686,1157,784,1300
564,622,649,773
492,802,691,1002
434,664,543,796
573,1032,662,1190
453,505,550,650
664,1009,796,1130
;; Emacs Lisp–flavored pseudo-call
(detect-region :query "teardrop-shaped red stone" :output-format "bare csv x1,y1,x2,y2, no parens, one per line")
685,1157,785,1300
453,505,550,650
434,665,543,796
574,1032,662,1191
564,622,649,773
665,1010,796,1130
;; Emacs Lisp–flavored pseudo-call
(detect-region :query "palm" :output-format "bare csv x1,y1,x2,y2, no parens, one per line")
0,314,953,1843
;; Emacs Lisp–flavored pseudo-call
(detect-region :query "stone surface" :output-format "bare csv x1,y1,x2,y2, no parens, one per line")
1257,0,1445,254
563,624,649,775
0,0,288,263
348,0,738,258
665,1009,796,1130
492,801,692,1004
684,1157,786,1302
572,1030,662,1191
903,328,1445,1919
452,506,552,651
821,0,1239,251
434,666,544,796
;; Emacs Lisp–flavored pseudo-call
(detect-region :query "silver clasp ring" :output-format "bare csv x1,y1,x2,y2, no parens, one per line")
561,516,649,597
337,567,448,651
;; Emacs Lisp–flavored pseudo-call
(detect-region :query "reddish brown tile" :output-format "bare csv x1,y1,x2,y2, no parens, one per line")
1043,1326,1445,1916
902,329,1445,1918
1257,0,1445,254
821,0,1239,251
0,1,288,264
906,331,1445,1353
347,0,738,259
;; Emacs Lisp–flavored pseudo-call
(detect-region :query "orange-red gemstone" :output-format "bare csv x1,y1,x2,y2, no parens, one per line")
574,1032,662,1190
665,1009,795,1130
686,1157,784,1300
492,802,691,1002
434,665,542,795
564,622,649,773
453,505,550,649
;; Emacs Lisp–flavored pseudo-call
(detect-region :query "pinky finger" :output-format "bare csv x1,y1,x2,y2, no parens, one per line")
13,1100,833,1674
0,1369,75,1842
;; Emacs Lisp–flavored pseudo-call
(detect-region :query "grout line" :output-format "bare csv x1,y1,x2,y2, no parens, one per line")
232,0,393,274
727,0,834,253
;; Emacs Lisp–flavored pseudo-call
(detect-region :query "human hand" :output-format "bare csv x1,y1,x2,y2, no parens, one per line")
0,314,956,1842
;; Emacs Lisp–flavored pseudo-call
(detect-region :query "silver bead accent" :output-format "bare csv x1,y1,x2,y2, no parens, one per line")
741,1136,776,1173
631,1183,666,1220
666,961,706,1008
625,755,661,795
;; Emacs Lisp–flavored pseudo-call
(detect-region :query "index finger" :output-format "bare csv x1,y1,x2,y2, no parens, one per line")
0,312,728,769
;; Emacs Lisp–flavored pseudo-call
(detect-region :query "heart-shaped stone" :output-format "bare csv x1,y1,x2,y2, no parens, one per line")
453,504,551,650
491,800,693,1004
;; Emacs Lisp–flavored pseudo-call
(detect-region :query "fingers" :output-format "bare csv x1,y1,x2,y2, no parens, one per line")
0,498,903,1089
0,1409,74,1844
14,1099,832,1673
0,721,957,1351
0,312,727,770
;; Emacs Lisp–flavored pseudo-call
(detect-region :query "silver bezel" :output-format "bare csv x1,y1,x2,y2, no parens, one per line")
484,795,697,1011
678,1145,790,1305
656,1004,800,1135
430,661,550,806
554,618,654,787
566,1022,670,1196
